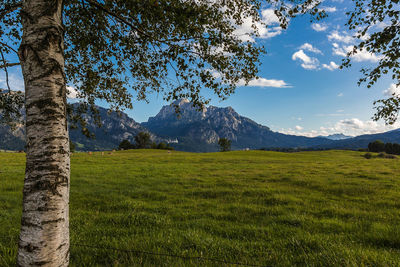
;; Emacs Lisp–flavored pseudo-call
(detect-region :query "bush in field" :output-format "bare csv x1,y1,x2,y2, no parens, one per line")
118,139,135,150
364,152,373,159
157,142,174,150
218,138,231,152
378,152,397,159
368,140,385,152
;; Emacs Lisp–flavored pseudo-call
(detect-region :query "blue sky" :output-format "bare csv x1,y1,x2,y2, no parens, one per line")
1,0,399,137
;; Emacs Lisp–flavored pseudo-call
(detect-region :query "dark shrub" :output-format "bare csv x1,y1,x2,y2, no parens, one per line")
378,152,397,159
378,152,387,158
156,142,174,150
157,142,167,150
118,139,134,150
364,152,372,159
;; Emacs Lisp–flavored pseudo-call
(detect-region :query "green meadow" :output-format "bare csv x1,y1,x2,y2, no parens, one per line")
1,150,400,266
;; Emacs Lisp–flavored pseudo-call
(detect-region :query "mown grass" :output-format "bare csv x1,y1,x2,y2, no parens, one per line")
1,150,400,266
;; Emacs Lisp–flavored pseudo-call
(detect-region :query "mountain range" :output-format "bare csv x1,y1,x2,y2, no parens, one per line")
1,100,400,152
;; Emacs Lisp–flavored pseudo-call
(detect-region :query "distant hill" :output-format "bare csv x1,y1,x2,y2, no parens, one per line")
68,104,156,151
0,124,25,151
1,100,400,152
313,129,400,150
0,104,157,151
143,99,334,152
318,133,352,140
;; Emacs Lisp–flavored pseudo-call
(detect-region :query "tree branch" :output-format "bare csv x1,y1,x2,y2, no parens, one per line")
0,49,11,92
0,41,18,54
84,0,208,45
0,1,22,20
84,0,150,39
0,62,20,68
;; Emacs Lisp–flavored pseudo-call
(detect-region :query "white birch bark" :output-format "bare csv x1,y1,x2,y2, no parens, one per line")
17,0,70,266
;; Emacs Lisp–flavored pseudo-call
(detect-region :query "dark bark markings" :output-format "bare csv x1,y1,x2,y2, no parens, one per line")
17,0,70,266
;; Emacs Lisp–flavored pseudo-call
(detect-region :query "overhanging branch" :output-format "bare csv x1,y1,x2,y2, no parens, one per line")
84,0,205,45
0,41,18,54
0,62,20,68
85,0,150,39
0,49,11,92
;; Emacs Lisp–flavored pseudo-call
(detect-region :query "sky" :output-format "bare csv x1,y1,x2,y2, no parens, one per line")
1,0,400,137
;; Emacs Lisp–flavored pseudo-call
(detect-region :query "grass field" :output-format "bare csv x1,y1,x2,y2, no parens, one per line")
1,150,400,266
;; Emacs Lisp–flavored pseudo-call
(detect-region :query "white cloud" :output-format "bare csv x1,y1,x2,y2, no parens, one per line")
328,30,353,44
0,73,24,91
328,30,354,44
233,8,283,42
261,9,280,25
332,44,382,63
311,23,328,32
351,48,382,63
299,43,322,54
295,125,303,131
292,50,319,70
279,118,400,137
383,83,400,97
211,69,291,88
337,92,343,97
322,61,339,71
237,77,291,88
322,6,337,12
67,86,79,99
374,21,389,30
332,118,400,136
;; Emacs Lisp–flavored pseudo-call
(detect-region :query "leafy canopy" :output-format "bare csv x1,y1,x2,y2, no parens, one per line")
1,1,399,125
0,0,324,121
341,0,400,124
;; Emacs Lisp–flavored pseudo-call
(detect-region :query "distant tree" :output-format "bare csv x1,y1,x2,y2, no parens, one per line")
368,140,385,153
385,143,394,155
134,132,152,149
151,142,157,149
393,143,400,155
69,141,76,153
118,139,134,150
157,142,167,150
218,138,231,152
156,142,174,150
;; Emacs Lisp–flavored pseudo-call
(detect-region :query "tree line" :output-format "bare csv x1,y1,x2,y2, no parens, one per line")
119,132,174,150
368,140,400,155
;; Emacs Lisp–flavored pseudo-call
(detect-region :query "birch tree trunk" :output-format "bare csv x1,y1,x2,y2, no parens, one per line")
17,0,70,266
